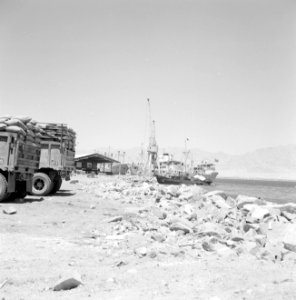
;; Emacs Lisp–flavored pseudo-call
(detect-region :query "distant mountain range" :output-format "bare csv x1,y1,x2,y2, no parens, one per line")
76,145,296,180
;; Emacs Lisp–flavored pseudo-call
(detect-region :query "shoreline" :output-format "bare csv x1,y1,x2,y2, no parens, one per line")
217,176,296,183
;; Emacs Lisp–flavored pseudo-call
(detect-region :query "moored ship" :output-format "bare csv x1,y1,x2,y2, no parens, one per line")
192,161,219,184
155,153,216,185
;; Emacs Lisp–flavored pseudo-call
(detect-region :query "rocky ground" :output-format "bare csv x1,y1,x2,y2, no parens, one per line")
1,174,296,300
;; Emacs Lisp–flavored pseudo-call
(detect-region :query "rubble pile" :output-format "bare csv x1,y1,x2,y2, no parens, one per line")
84,177,296,263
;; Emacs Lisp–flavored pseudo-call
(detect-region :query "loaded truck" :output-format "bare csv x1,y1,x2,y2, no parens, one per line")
0,126,41,201
32,123,76,196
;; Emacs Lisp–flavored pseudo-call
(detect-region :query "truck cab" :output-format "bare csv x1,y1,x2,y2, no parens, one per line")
0,131,40,201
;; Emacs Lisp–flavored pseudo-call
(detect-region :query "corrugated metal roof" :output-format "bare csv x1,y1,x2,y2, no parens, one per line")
75,153,119,163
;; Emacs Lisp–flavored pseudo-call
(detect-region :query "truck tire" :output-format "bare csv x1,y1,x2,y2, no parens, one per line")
0,173,9,202
51,175,62,194
32,173,53,196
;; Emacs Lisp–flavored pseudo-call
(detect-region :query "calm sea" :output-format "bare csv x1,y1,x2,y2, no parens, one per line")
205,178,296,204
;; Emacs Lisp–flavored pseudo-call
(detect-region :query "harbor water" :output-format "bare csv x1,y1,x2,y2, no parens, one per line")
205,178,296,204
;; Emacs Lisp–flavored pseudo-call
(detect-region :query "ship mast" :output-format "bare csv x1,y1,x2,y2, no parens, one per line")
145,98,158,174
183,137,190,173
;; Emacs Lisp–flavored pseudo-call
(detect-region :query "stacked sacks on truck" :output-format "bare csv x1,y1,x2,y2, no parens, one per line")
31,122,76,196
0,116,41,201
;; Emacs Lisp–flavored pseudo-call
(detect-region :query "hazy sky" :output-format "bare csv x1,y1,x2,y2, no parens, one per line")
0,0,295,154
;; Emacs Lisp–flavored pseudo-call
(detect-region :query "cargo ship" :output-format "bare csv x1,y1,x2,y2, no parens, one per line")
155,153,217,185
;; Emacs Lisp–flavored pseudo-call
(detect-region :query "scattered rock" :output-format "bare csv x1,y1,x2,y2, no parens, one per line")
149,250,157,258
197,222,224,238
135,247,147,257
70,180,79,184
210,195,231,209
167,186,179,197
151,232,166,243
204,190,227,199
236,195,260,209
108,216,123,223
183,204,194,215
202,240,216,252
171,249,185,257
123,207,140,218
281,211,296,222
53,278,82,291
179,191,194,201
250,206,270,220
151,206,167,220
3,207,17,215
0,279,8,289
114,260,128,267
282,224,296,249
170,222,192,234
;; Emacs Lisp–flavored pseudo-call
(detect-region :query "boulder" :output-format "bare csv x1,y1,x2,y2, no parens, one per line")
197,222,225,238
202,240,215,252
281,211,296,222
179,191,194,201
204,190,227,200
236,195,260,209
215,243,234,257
151,232,166,243
155,192,162,202
187,212,197,221
123,207,140,218
279,204,296,215
263,242,285,261
250,206,270,220
167,185,179,197
70,180,79,184
210,195,231,209
183,204,194,215
151,206,167,220
282,223,296,247
170,221,192,234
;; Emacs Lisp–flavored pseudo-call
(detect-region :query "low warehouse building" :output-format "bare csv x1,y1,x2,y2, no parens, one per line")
75,153,119,174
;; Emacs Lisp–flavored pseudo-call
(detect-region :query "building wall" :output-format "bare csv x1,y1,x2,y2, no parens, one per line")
75,159,97,171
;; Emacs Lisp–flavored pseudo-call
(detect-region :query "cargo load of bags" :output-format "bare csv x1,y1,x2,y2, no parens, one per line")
0,115,42,143
0,117,76,150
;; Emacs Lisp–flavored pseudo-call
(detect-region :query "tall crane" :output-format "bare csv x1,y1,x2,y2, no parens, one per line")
145,98,158,174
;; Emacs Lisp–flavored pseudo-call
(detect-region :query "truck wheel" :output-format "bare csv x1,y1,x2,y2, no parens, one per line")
51,175,62,194
0,173,9,202
32,173,53,196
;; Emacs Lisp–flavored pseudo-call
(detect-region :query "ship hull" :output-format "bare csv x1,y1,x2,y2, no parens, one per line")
203,171,218,184
155,175,211,186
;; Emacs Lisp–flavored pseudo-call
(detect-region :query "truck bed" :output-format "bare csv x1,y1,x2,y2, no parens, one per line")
39,141,75,171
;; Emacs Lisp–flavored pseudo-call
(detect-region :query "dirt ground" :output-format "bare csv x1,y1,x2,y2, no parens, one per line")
1,174,296,300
